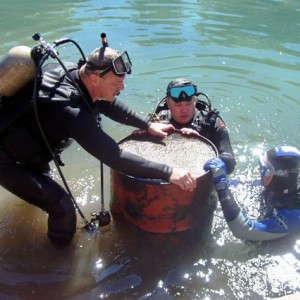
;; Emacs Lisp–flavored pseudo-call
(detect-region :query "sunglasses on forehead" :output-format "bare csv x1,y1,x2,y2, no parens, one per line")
99,51,132,77
167,84,197,102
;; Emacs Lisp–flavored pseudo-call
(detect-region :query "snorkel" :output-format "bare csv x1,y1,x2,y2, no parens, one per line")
98,33,132,78
101,32,109,47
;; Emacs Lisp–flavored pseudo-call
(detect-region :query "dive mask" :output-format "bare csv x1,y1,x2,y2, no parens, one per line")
167,84,197,102
258,155,300,178
99,51,132,77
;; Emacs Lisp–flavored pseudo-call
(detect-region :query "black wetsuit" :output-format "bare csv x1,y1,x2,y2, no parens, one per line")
0,62,172,242
157,108,236,174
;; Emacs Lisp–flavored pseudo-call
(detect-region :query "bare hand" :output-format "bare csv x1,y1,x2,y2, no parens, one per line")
131,129,147,135
169,168,197,191
180,128,200,137
148,122,175,138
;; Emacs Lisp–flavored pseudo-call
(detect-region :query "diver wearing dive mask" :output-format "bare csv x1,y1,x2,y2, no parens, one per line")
204,145,300,241
0,38,196,244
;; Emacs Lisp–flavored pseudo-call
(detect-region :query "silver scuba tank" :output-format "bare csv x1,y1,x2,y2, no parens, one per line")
0,46,36,97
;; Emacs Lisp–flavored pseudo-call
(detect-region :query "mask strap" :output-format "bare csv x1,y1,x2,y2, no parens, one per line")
265,168,300,177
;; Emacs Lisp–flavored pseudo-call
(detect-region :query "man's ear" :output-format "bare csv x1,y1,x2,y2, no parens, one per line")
89,73,102,86
165,98,171,108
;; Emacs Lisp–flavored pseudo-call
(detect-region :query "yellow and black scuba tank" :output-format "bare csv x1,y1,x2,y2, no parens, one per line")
0,46,40,135
0,34,89,136
0,45,37,97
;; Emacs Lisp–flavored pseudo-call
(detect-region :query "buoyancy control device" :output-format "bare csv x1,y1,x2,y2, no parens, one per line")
0,32,111,231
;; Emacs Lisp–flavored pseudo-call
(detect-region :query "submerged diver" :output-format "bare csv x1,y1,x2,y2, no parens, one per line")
0,41,196,243
155,78,236,174
204,146,300,241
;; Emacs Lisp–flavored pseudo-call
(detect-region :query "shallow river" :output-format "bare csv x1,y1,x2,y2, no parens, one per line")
0,0,300,299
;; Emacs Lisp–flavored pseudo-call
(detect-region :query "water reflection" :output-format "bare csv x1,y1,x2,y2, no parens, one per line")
2,176,300,299
1,0,300,299
0,0,88,52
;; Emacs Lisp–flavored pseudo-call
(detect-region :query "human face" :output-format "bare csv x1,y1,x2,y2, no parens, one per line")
166,97,196,124
93,71,125,102
258,154,273,186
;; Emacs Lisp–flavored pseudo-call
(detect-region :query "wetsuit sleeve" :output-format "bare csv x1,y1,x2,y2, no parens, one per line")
211,117,236,174
36,65,171,179
63,106,172,180
217,189,297,241
98,99,151,130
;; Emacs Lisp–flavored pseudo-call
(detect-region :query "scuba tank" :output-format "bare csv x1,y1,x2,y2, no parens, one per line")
0,45,37,97
0,33,111,231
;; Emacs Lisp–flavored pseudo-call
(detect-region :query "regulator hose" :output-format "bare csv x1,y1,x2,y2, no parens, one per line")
31,33,98,231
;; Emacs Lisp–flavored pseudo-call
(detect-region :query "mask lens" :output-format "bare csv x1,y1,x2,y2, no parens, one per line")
258,156,269,177
112,51,132,75
169,85,196,99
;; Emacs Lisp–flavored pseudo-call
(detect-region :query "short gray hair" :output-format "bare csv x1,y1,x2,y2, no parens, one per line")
85,47,119,71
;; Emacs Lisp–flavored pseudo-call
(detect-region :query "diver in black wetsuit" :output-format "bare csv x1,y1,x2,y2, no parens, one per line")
204,146,300,241
155,78,236,174
0,45,196,243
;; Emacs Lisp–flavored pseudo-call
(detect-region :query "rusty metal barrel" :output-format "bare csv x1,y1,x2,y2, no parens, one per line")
110,131,218,233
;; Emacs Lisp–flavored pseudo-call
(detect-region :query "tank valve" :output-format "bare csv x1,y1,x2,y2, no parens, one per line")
32,32,58,58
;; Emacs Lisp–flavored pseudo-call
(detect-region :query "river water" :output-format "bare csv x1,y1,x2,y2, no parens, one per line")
0,0,300,299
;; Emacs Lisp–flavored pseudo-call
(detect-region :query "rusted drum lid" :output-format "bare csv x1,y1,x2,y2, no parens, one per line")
110,130,218,233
